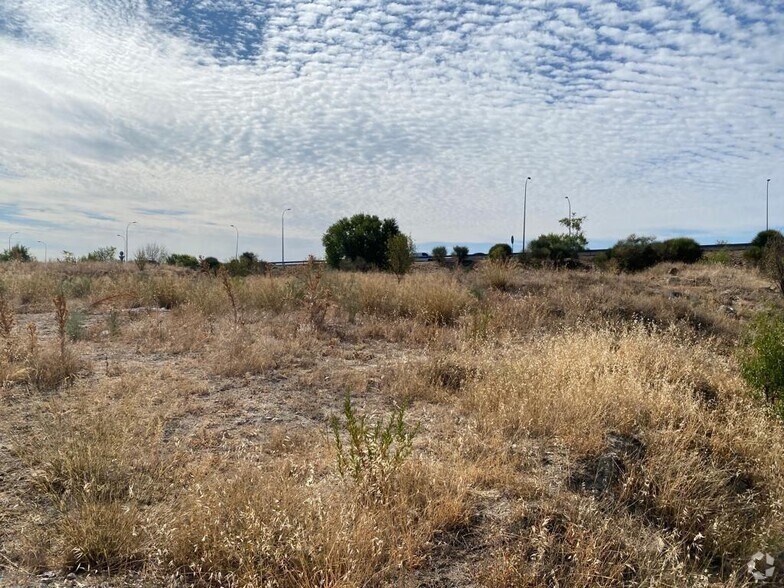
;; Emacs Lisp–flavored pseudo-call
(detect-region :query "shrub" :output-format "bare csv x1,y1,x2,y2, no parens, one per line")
761,234,784,296
488,243,512,261
0,244,33,262
81,246,117,262
60,276,92,299
225,252,268,277
139,242,168,264
331,395,417,502
656,237,702,264
66,308,86,341
746,230,784,265
322,213,400,270
740,311,784,417
527,215,588,265
609,234,660,272
200,256,221,273
431,246,447,264
387,234,416,280
166,253,199,269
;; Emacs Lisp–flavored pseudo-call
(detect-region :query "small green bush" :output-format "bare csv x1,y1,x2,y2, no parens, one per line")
740,311,784,419
330,395,417,502
66,309,87,341
431,246,447,264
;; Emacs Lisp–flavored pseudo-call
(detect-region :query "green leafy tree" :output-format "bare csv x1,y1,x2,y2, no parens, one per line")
387,234,416,281
82,246,117,262
0,244,32,262
452,246,469,266
488,243,513,261
527,216,588,265
322,214,400,270
431,246,447,264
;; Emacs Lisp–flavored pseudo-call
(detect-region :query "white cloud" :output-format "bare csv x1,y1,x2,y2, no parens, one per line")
1,0,783,260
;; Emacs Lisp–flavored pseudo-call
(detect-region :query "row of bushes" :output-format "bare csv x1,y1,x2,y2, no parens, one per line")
595,236,702,272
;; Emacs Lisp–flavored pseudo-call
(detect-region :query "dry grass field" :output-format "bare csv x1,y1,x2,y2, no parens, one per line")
1,258,784,587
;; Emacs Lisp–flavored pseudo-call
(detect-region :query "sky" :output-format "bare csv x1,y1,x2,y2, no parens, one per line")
1,0,783,261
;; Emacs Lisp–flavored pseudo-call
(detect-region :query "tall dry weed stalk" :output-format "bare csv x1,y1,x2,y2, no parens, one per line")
219,268,239,326
27,323,38,356
302,256,329,328
54,294,68,357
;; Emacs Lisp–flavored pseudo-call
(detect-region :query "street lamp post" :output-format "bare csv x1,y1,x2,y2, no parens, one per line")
230,224,239,261
125,221,136,263
281,208,292,267
522,177,532,253
565,196,572,236
8,231,19,251
37,240,47,263
767,179,772,231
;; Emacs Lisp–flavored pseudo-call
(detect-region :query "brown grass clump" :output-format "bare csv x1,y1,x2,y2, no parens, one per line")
162,454,471,587
465,327,784,575
474,259,522,292
11,375,175,573
209,326,314,377
349,273,474,325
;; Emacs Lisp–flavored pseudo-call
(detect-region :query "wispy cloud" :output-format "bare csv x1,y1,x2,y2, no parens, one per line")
1,1,783,259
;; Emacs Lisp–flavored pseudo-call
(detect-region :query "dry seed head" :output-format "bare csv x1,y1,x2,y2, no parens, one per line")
27,322,38,356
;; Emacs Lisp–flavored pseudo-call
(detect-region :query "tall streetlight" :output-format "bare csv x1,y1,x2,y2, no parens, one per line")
281,208,292,267
8,231,19,251
125,221,136,263
37,240,47,263
229,224,239,260
767,179,772,231
522,177,532,253
565,196,572,236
